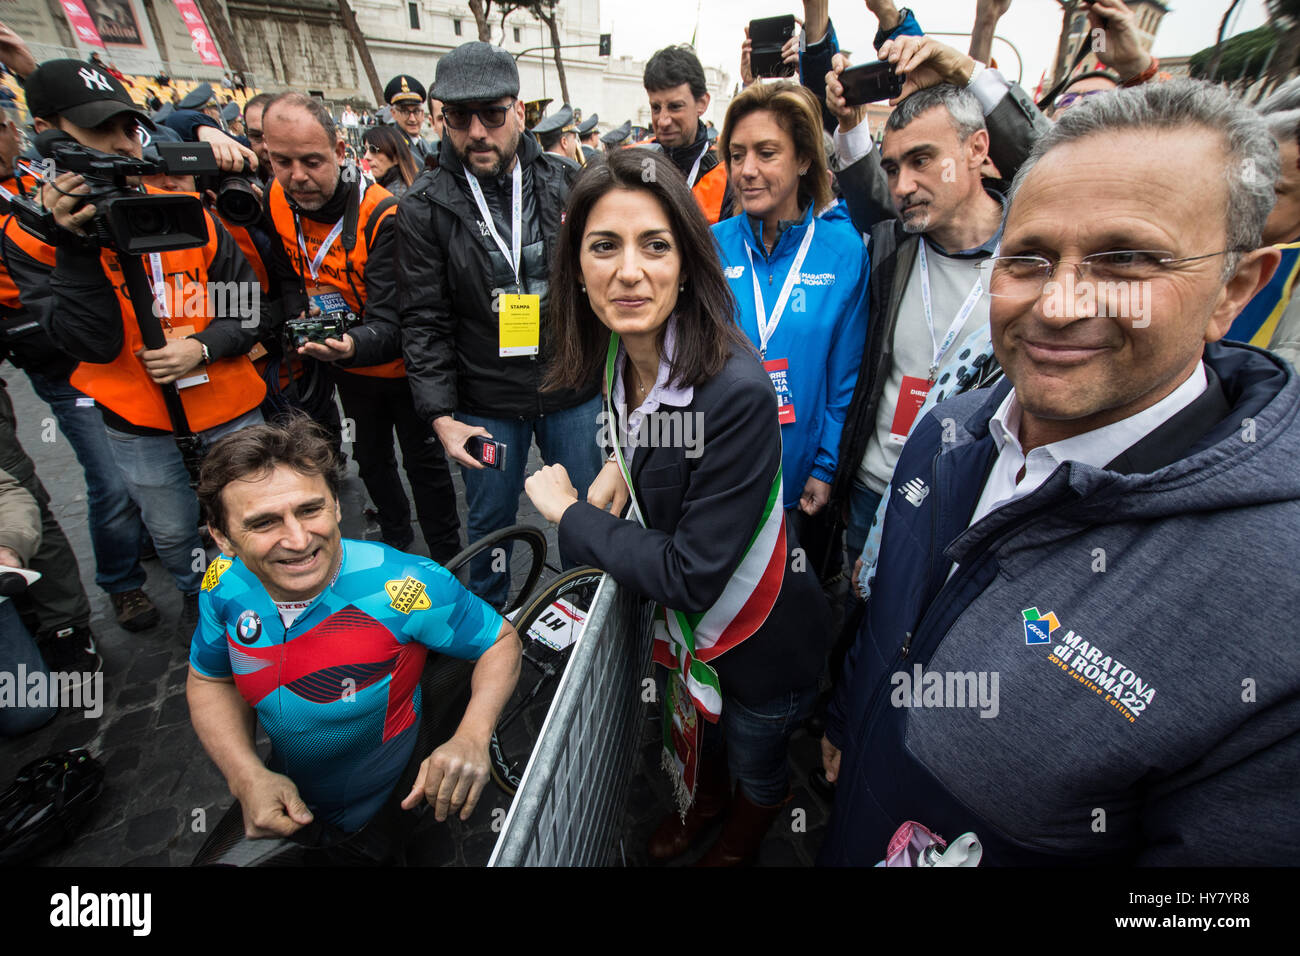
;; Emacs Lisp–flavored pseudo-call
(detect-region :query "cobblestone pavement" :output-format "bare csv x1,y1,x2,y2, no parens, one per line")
0,367,837,866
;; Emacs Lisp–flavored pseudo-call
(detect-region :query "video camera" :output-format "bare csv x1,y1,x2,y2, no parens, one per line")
6,130,218,255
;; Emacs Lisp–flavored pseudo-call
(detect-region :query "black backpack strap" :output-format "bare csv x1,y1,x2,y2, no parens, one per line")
363,196,398,251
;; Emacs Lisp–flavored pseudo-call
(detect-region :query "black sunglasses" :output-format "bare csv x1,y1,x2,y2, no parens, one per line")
441,99,516,131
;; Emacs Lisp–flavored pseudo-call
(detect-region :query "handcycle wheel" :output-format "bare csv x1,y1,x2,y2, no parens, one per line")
442,524,548,616
489,566,606,796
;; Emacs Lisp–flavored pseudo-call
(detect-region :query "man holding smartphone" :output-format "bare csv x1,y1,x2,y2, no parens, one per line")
398,42,602,609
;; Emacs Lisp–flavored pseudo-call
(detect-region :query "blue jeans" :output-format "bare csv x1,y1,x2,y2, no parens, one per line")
106,408,263,594
845,482,884,572
704,685,818,806
459,396,602,607
0,599,57,737
23,370,148,595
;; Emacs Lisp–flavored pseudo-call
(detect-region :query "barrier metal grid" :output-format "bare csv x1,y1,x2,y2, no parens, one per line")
489,576,654,866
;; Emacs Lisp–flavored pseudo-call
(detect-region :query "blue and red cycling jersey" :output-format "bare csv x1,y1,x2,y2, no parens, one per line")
189,539,503,831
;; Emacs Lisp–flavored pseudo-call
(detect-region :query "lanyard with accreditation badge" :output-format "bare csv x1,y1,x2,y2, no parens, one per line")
148,253,210,390
465,164,541,357
888,239,989,445
743,219,815,425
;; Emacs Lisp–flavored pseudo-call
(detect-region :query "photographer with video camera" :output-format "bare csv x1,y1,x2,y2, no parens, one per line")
261,92,461,564
3,59,267,641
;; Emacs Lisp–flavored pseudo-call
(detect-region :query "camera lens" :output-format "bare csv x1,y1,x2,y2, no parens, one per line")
125,206,168,236
217,178,260,227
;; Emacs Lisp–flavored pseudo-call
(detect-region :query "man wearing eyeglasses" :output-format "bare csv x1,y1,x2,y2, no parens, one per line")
820,78,1299,866
398,42,601,609
384,75,432,168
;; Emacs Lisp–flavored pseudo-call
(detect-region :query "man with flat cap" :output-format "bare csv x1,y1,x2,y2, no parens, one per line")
576,112,604,165
532,104,582,170
398,41,601,609
600,120,632,152
384,74,431,166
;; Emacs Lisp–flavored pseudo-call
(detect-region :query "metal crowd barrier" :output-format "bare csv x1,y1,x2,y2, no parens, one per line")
489,575,654,867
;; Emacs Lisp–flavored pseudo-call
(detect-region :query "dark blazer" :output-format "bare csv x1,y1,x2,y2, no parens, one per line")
558,344,831,706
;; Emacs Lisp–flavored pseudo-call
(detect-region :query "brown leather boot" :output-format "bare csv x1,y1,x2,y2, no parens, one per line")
694,789,792,867
647,754,731,861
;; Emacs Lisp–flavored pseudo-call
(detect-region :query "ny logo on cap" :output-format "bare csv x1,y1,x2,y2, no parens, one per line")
78,67,112,92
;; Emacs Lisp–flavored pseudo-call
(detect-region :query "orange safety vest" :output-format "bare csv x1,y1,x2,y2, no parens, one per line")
69,190,266,432
0,175,52,310
692,161,728,226
266,178,404,379
222,219,271,291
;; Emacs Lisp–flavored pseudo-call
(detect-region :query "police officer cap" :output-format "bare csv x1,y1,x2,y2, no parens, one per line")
577,112,598,135
600,120,632,146
384,74,426,106
532,104,573,136
220,101,241,123
178,82,218,111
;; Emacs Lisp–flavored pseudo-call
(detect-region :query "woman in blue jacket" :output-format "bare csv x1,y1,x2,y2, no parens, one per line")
713,81,870,532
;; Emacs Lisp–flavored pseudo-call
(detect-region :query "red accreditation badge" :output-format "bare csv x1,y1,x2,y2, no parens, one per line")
888,375,932,445
764,358,796,425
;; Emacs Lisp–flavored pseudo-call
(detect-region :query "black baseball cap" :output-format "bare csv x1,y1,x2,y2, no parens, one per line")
23,59,155,131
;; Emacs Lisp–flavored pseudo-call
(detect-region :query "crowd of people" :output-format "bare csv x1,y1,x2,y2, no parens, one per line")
0,0,1298,867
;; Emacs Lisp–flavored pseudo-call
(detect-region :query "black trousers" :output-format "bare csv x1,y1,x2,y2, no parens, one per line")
334,372,461,564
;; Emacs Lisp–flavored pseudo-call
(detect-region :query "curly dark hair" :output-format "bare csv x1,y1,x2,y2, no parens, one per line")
197,414,343,534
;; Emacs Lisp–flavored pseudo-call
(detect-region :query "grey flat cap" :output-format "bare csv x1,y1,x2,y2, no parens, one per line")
431,42,520,104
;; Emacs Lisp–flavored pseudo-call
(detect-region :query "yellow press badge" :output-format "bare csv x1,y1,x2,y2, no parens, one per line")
499,294,540,357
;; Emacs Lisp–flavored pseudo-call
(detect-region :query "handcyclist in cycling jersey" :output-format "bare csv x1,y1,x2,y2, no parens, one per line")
186,417,521,847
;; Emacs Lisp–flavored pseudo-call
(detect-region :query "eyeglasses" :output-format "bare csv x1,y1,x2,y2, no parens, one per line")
975,250,1246,298
441,99,515,131
391,103,424,117
1054,89,1109,111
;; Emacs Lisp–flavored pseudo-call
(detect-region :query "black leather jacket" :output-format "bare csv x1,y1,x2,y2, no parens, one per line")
398,133,598,421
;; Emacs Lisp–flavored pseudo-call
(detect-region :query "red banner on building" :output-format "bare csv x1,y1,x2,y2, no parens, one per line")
60,0,107,49
172,0,224,68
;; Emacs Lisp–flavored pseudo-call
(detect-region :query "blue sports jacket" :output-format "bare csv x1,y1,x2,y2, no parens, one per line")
821,342,1300,865
713,202,869,508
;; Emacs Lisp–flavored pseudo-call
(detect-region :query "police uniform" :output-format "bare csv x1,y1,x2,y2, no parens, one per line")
383,74,433,166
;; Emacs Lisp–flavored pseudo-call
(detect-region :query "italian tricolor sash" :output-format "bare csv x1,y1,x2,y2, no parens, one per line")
603,333,787,723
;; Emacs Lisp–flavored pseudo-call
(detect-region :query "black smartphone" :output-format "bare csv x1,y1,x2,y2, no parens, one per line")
466,436,508,470
840,60,905,105
749,15,798,79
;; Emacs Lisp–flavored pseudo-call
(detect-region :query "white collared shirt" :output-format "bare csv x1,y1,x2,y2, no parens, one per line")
967,361,1209,531
610,317,694,466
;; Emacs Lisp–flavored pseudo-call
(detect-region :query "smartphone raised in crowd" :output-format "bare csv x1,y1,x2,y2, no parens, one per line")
840,60,905,105
466,435,508,470
748,15,798,79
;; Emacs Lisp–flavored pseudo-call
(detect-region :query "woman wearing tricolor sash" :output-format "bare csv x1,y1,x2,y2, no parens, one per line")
525,149,832,867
